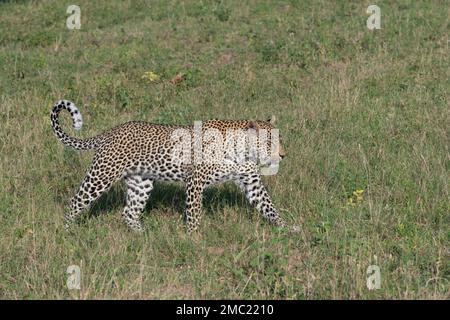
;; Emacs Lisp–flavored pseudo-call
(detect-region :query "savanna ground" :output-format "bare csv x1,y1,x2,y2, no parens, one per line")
0,0,448,299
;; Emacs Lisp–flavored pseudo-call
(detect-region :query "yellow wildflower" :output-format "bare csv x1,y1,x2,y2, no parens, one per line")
141,71,160,82
346,188,365,207
353,189,365,201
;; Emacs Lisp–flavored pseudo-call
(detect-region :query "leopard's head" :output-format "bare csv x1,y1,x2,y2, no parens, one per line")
199,117,286,173
246,115,286,171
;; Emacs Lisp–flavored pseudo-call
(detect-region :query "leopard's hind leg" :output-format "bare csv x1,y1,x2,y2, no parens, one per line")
64,156,123,229
121,175,154,231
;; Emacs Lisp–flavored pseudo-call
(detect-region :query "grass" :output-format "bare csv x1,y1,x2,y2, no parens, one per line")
0,0,448,299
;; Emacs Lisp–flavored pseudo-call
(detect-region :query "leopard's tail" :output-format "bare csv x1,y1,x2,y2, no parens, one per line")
50,100,100,150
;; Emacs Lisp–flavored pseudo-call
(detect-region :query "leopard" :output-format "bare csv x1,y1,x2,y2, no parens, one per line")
50,99,290,234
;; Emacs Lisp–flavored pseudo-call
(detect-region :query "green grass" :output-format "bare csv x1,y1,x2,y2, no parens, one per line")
0,0,448,299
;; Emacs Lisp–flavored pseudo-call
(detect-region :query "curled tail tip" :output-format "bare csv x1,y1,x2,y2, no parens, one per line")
50,99,98,150
54,99,83,131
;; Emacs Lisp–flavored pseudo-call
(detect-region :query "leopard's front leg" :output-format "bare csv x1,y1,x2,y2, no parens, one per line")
236,162,287,228
184,169,206,234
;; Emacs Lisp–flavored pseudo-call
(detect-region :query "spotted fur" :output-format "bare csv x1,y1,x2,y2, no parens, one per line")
51,100,288,233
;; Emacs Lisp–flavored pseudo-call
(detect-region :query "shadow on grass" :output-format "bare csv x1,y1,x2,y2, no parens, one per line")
87,181,249,219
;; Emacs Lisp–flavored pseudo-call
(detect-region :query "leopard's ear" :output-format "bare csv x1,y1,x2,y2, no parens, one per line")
268,115,277,125
247,120,260,130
